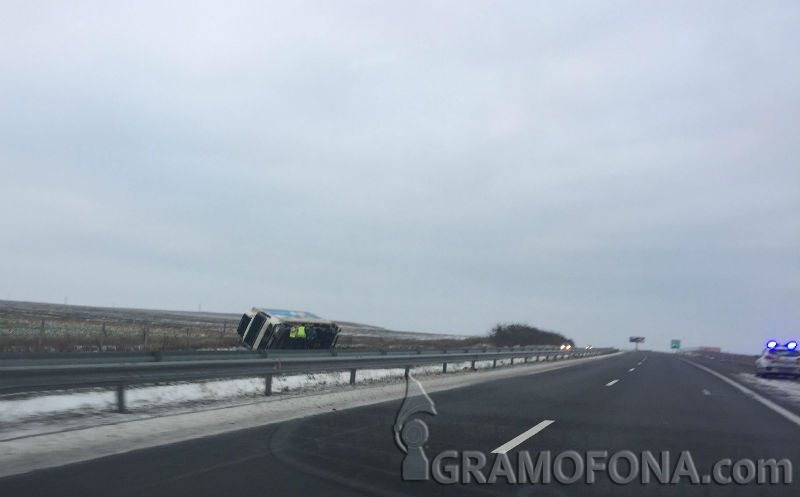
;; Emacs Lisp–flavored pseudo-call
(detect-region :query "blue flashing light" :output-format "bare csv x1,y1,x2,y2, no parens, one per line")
766,340,778,349
787,341,798,351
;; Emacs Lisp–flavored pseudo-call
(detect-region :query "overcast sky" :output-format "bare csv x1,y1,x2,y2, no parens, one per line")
1,1,798,353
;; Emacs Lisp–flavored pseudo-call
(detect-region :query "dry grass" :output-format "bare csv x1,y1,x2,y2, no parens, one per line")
0,301,481,352
0,316,241,352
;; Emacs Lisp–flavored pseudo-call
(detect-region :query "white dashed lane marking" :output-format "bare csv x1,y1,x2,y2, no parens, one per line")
492,420,555,454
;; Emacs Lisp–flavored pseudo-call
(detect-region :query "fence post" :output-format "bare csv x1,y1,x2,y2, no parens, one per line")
38,319,45,351
100,322,107,351
265,374,273,396
142,325,149,349
404,366,410,378
116,385,127,413
471,360,476,371
492,359,497,369
442,362,447,373
349,368,357,385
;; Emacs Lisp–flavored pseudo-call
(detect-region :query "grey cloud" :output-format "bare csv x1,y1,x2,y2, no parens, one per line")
1,1,799,352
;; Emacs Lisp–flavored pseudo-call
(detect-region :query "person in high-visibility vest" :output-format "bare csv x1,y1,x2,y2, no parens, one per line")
289,326,298,338
297,326,306,339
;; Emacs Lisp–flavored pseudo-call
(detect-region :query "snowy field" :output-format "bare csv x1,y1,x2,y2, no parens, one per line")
0,358,519,440
737,373,800,408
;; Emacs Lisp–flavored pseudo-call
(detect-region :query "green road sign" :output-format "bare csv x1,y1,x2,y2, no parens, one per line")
670,339,681,350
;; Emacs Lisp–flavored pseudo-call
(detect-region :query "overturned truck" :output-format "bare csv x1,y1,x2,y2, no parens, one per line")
236,307,340,350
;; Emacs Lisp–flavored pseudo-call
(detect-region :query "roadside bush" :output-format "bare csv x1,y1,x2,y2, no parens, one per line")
488,323,574,348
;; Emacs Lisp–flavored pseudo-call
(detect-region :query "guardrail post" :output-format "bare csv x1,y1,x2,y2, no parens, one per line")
524,356,528,363
404,366,410,378
470,360,476,371
442,362,447,373
349,368,357,385
116,384,127,413
265,374,273,396
492,359,497,369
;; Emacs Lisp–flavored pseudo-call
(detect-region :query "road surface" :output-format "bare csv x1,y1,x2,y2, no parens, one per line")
1,352,797,496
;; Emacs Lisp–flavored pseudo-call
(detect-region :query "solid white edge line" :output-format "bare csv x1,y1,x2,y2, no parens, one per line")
605,379,619,386
491,420,555,454
683,359,800,428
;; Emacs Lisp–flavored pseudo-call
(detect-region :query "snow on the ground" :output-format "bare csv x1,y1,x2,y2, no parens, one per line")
737,373,800,407
0,358,515,436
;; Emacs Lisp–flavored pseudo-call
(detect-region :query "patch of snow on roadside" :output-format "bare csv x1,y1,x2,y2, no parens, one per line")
737,373,800,407
0,361,488,426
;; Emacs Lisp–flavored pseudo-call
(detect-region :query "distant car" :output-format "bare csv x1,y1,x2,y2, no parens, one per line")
755,341,800,378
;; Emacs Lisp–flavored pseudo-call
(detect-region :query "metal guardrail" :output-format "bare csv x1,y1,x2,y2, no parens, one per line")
0,347,616,412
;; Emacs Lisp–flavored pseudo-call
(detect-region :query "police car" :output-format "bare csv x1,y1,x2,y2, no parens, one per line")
755,340,800,378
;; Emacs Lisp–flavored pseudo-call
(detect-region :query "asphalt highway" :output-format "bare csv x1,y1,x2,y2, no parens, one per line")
2,352,798,496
